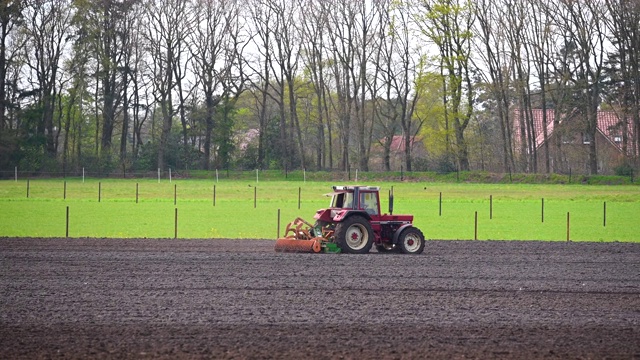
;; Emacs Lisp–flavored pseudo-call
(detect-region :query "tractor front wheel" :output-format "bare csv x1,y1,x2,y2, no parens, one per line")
335,216,373,254
398,227,425,255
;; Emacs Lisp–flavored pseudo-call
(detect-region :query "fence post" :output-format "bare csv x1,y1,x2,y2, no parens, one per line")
569,168,572,183
603,201,606,227
66,206,69,238
489,195,493,219
474,211,478,240
277,209,281,239
174,208,178,239
566,212,570,242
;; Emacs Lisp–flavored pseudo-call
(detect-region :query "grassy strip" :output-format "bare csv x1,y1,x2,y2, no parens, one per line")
1,179,638,241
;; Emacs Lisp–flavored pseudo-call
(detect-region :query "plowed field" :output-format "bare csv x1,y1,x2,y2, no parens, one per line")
1,238,639,359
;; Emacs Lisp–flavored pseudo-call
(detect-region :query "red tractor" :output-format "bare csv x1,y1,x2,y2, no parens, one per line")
275,185,425,254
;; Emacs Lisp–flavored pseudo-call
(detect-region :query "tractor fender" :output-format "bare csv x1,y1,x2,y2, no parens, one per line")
333,210,371,222
392,224,415,245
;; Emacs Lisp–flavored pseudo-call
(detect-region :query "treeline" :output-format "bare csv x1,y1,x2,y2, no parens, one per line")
0,0,638,175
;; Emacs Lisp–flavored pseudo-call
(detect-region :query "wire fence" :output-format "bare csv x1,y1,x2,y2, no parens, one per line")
0,166,636,185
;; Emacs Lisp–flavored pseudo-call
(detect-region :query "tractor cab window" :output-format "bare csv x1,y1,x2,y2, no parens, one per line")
331,192,354,209
359,192,379,215
342,193,355,208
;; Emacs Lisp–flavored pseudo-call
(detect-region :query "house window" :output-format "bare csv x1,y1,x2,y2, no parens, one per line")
614,136,622,143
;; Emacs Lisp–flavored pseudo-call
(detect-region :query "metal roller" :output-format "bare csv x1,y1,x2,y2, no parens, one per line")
274,238,322,253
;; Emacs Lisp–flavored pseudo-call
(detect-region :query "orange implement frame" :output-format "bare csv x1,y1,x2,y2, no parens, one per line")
275,217,324,253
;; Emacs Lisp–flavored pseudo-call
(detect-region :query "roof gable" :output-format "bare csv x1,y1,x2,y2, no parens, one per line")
513,108,636,156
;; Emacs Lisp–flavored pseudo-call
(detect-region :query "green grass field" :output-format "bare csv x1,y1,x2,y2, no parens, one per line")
1,178,638,241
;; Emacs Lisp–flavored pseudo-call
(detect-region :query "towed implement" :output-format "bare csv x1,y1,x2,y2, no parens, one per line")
275,185,425,254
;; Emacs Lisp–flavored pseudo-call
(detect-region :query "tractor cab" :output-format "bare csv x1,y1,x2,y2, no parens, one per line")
330,185,380,213
318,186,381,222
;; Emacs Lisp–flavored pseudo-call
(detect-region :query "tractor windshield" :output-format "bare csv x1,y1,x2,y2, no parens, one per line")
359,192,379,215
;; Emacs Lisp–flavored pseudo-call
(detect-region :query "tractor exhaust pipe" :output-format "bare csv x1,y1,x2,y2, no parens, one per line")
389,187,394,215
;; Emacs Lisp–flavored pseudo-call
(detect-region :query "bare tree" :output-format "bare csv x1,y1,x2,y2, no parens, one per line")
143,0,190,171
190,0,247,170
268,0,303,169
325,0,357,171
502,0,537,173
297,0,332,169
605,0,640,163
189,0,231,170
246,0,275,170
413,0,475,171
373,1,400,171
474,0,516,173
527,0,556,173
0,0,24,130
127,4,151,159
554,0,609,175
326,0,378,171
390,1,422,171
23,0,74,157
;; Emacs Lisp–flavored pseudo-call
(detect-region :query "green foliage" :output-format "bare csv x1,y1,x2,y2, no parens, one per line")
133,142,159,171
614,163,634,177
416,71,451,158
0,129,20,172
80,152,117,176
214,98,237,169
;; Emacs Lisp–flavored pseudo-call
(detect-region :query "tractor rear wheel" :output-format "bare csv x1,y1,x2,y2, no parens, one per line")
398,227,425,254
335,215,373,254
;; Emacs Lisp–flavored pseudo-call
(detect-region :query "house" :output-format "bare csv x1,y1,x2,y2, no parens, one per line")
371,135,426,171
513,108,638,174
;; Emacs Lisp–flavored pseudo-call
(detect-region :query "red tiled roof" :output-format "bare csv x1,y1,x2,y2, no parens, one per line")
513,108,636,156
385,135,421,152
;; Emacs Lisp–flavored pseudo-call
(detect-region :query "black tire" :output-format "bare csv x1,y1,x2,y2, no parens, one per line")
334,215,374,254
375,243,399,253
398,227,425,255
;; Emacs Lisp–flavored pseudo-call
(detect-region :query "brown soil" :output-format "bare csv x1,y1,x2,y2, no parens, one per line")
1,238,639,359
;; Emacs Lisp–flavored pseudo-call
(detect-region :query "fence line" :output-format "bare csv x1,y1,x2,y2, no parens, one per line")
1,168,636,185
